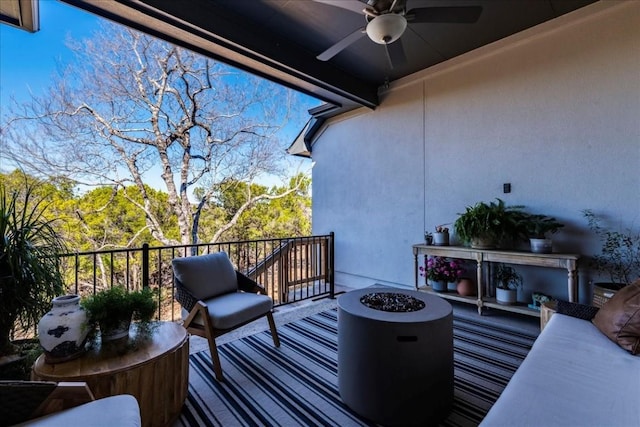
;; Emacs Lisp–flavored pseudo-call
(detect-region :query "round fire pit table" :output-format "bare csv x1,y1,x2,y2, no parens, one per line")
338,287,453,426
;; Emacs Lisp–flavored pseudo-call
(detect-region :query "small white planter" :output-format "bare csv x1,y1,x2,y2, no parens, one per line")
496,288,517,305
529,238,552,254
432,232,449,246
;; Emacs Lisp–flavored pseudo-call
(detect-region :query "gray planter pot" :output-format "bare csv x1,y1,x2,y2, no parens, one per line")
496,288,517,305
530,238,552,254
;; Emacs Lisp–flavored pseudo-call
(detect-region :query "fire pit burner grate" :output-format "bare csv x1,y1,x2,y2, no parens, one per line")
360,292,426,312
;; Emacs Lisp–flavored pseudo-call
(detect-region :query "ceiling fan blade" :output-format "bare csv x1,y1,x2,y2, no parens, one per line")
312,0,366,15
385,38,406,69
407,6,483,24
317,27,367,61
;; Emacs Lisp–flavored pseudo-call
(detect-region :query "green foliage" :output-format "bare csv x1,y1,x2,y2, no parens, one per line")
0,170,312,315
82,286,157,331
523,214,564,238
201,174,312,242
1,170,312,248
493,264,523,290
583,209,640,285
454,198,527,246
71,185,176,250
0,181,67,356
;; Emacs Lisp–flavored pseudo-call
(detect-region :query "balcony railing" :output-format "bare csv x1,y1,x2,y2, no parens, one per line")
57,233,335,322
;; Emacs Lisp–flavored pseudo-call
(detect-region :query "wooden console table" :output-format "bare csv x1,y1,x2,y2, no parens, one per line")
412,244,580,317
32,321,189,427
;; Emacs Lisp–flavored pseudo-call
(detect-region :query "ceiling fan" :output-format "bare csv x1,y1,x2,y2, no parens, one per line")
314,0,482,68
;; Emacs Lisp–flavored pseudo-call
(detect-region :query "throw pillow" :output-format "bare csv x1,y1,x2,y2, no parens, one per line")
592,280,640,355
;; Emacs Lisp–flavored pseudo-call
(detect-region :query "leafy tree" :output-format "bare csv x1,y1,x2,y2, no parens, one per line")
199,174,311,242
2,22,315,245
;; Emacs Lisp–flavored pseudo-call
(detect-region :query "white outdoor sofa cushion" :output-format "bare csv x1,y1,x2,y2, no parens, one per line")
481,313,640,427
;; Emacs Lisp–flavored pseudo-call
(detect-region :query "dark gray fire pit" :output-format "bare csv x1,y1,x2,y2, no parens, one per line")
338,287,453,426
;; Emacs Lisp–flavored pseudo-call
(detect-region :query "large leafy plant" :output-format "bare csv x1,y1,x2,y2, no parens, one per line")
0,183,67,356
454,198,527,246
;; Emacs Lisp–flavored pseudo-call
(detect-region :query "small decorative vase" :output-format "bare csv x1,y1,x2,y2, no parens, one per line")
447,282,457,292
37,294,89,364
432,232,449,246
457,278,476,297
429,280,447,292
100,317,132,342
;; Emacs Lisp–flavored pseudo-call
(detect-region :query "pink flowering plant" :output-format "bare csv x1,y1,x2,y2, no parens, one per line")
420,256,464,282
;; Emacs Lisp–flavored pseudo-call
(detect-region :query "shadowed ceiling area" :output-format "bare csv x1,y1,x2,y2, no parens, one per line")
16,0,598,117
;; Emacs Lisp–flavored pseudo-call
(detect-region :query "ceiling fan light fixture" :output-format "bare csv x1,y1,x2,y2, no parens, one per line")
366,14,407,45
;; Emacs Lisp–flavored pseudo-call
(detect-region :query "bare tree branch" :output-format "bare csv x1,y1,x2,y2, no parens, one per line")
2,22,314,245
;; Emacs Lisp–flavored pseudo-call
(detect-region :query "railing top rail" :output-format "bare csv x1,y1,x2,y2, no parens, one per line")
59,234,333,258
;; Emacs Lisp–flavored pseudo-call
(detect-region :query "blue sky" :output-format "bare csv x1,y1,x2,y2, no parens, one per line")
0,0,101,107
0,0,316,188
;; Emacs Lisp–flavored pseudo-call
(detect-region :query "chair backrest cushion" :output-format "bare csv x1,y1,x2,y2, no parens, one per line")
172,252,238,300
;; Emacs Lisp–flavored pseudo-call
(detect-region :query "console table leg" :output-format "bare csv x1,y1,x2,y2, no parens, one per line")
414,250,419,290
567,267,578,302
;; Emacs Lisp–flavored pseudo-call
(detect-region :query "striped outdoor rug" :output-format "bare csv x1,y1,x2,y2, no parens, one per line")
175,308,538,427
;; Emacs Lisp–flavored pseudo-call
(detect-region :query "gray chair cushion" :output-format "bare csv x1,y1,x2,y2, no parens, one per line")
172,252,238,300
190,292,273,330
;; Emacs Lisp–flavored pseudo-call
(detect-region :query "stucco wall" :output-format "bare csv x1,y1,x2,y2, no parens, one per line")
311,2,640,303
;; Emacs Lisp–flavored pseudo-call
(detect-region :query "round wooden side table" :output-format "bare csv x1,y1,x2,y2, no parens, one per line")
32,321,189,427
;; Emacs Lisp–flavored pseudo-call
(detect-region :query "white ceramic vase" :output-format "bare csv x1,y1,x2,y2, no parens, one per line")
38,294,89,363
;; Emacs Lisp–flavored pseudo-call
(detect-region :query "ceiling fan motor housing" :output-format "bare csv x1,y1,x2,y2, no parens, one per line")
366,14,407,44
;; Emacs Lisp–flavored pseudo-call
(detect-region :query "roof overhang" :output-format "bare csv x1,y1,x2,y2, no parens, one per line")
61,0,379,116
0,0,39,32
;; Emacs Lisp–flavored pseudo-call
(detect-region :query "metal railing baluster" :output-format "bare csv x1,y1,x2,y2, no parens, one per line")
56,235,334,320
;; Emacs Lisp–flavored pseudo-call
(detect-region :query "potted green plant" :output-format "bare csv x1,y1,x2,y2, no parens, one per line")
82,286,157,341
454,198,527,249
582,210,640,305
524,214,564,253
0,183,66,367
493,264,522,305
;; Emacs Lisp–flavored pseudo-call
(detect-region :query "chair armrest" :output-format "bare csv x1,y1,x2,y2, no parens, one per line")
174,278,199,311
556,300,600,321
236,271,266,295
183,301,208,328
